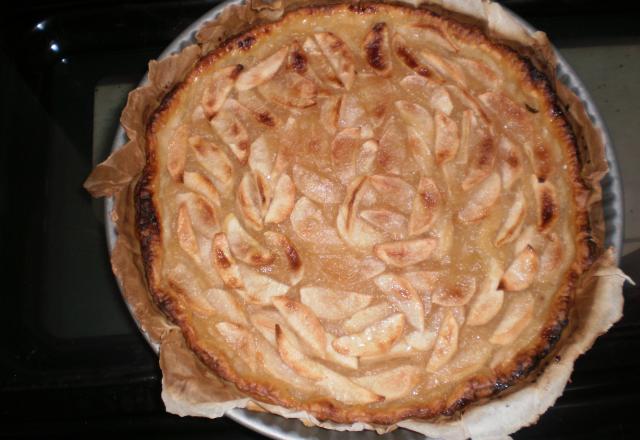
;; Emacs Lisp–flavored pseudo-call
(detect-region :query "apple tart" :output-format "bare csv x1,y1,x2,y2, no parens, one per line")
136,2,603,424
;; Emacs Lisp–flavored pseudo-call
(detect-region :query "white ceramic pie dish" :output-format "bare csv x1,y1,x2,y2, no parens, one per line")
104,1,624,438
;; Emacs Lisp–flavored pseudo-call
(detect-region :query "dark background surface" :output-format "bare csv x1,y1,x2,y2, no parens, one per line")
1,0,639,438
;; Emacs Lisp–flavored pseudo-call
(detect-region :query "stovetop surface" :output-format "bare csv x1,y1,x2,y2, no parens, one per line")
1,1,639,438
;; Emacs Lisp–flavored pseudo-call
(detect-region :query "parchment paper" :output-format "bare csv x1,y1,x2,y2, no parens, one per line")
84,1,628,438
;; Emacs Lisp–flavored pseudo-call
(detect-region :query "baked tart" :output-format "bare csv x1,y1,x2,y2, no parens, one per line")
110,0,624,429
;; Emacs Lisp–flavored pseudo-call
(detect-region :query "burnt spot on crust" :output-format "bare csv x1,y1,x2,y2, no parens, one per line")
237,35,256,50
525,103,539,113
364,22,388,72
348,3,378,14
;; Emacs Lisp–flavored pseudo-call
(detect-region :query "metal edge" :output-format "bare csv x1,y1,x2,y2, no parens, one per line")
103,2,626,438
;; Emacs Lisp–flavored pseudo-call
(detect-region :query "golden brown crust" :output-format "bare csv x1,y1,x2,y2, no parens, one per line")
135,2,599,425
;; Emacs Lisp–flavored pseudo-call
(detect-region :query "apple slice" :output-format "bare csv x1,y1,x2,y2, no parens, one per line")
237,265,289,305
373,238,437,268
353,365,421,401
426,311,459,373
300,287,372,321
223,214,273,266
341,303,391,333
409,176,441,236
292,164,344,204
202,64,243,117
467,259,504,326
500,245,539,291
215,322,258,371
363,22,392,76
490,294,535,345
434,111,459,165
314,32,356,89
211,233,244,289
457,172,501,223
374,273,425,331
175,203,201,263
332,313,405,357
189,136,235,194
532,175,559,233
495,191,526,247
432,276,476,307
273,296,327,358
264,173,295,224
235,47,288,91
210,100,250,164
290,197,344,249
183,172,221,207
167,124,188,181
264,231,304,285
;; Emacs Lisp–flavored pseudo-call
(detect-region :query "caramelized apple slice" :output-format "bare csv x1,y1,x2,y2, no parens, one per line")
395,100,434,142
392,34,433,78
248,135,275,179
273,296,327,358
302,37,343,89
202,64,243,117
262,235,300,286
251,310,285,346
183,172,221,207
360,209,407,239
319,95,341,134
341,303,391,333
215,322,257,371
354,365,421,401
403,270,438,314
223,214,273,266
374,238,437,268
363,22,392,76
461,136,496,190
374,273,425,331
332,313,405,357
532,176,559,233
236,172,268,231
368,174,415,214
236,88,281,128
189,136,235,194
432,276,476,307
167,124,188,181
258,71,317,108
290,197,343,248
314,32,356,89
495,191,526,247
176,203,200,263
499,137,524,190
205,288,247,326
458,172,501,223
490,294,535,345
177,192,219,238
211,233,244,289
434,111,459,165
467,259,504,326
356,140,379,175
426,311,459,373
235,47,288,91
500,245,539,292
262,174,294,225
238,265,289,305
300,287,372,321
430,214,454,261
409,177,441,236
419,50,465,85
292,164,344,204
276,327,382,404
457,58,500,90
210,101,250,164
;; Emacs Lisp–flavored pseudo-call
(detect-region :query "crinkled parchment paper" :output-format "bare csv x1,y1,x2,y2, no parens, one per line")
84,1,629,438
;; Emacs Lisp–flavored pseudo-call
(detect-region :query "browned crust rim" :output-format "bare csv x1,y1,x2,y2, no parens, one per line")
135,2,599,425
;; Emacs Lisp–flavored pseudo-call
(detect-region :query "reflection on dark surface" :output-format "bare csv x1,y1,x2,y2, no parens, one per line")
0,0,639,438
